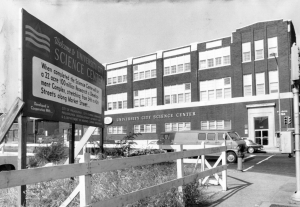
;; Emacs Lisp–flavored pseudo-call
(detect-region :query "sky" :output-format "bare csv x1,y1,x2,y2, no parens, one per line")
1,0,300,110
1,0,300,65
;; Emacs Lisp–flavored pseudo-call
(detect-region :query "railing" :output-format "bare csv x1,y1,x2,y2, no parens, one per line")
0,143,227,207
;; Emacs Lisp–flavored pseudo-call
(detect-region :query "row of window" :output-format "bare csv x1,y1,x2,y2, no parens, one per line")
107,120,231,134
107,36,278,86
243,71,278,96
107,68,127,85
134,88,157,108
107,71,279,110
199,47,231,69
107,126,127,134
200,78,231,101
164,54,191,76
242,37,278,62
200,120,231,130
164,83,191,104
107,93,127,110
133,61,157,81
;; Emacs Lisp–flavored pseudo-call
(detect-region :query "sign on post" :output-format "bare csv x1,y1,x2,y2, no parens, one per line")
21,9,105,127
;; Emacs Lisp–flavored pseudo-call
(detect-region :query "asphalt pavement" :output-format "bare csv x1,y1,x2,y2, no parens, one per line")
202,148,300,207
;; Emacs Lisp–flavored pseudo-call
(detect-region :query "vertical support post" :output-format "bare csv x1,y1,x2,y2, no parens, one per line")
80,153,91,207
291,85,300,202
69,123,75,164
200,142,205,185
33,119,35,143
176,145,184,204
18,116,27,207
100,127,104,154
222,143,227,191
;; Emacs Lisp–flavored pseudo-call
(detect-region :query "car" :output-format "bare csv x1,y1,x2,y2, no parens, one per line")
244,139,264,153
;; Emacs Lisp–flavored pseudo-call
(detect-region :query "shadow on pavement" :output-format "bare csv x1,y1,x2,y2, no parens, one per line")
207,175,252,207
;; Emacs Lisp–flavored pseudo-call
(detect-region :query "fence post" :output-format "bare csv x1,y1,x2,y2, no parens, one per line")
176,145,184,204
221,143,227,191
80,153,91,207
200,142,205,185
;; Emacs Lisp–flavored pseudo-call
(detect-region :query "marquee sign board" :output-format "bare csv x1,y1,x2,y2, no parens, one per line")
21,9,105,127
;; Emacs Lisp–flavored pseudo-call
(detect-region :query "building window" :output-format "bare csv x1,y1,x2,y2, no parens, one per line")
223,56,230,65
242,42,251,62
178,64,183,73
133,88,157,108
184,63,191,72
243,74,252,96
165,122,191,132
200,60,206,69
255,40,264,60
268,37,278,58
164,54,191,76
201,120,231,130
256,73,265,95
134,124,156,133
215,57,222,66
207,59,214,67
107,126,127,134
107,93,127,110
107,67,127,86
199,77,231,101
164,83,191,105
133,61,156,81
164,67,170,75
269,70,279,93
199,47,231,70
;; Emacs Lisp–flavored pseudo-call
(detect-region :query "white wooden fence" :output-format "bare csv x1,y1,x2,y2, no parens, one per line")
0,144,227,207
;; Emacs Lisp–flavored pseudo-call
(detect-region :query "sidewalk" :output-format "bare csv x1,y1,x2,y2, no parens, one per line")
204,169,299,207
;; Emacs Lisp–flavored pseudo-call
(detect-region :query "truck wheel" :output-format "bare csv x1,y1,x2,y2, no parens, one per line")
227,152,237,163
248,147,255,154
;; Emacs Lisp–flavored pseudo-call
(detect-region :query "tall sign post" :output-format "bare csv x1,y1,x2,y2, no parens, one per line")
290,43,300,203
20,9,105,205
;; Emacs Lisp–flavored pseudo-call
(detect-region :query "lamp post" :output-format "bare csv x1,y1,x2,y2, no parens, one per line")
271,53,281,140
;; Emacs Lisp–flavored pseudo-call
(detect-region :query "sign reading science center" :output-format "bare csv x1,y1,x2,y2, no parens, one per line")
21,9,105,127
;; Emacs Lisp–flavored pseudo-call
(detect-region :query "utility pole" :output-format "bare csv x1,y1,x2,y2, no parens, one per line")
290,43,300,203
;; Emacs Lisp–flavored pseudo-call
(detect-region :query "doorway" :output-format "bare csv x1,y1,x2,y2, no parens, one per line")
254,117,269,145
247,105,275,147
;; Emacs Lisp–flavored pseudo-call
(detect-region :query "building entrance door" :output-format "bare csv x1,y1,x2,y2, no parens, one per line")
254,117,269,145
247,105,275,147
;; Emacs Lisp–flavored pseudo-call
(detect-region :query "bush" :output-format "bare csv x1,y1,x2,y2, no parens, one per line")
34,142,67,165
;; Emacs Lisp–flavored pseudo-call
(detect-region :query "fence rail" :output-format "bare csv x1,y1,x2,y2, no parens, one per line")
0,145,227,207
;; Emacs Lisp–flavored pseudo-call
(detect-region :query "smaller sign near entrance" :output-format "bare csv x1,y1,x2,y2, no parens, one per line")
21,9,105,127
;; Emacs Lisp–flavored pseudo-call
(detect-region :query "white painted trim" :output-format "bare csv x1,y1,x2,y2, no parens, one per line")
156,50,163,59
105,92,293,115
133,54,157,64
127,57,133,65
190,42,198,51
163,47,191,58
206,40,222,49
106,61,127,70
246,103,276,108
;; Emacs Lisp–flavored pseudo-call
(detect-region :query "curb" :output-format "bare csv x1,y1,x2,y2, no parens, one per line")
259,201,300,207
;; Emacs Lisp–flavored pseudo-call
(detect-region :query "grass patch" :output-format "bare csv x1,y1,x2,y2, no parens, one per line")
0,161,214,206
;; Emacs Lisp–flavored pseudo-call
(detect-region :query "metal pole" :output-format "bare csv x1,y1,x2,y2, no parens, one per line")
272,53,282,148
274,56,282,132
291,85,300,202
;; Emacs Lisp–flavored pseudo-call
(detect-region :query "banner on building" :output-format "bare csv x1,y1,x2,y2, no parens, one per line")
21,9,105,127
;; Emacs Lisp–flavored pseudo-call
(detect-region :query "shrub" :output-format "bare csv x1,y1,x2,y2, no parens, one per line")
34,141,67,165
